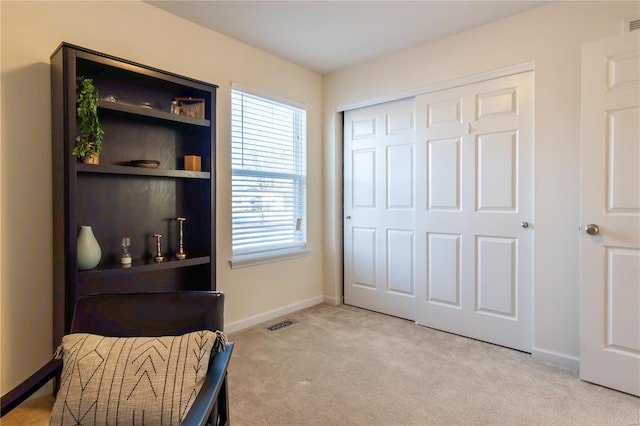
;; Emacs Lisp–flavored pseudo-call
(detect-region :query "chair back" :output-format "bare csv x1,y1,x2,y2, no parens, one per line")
70,291,224,337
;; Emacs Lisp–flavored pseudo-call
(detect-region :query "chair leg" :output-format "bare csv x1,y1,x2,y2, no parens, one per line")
217,374,230,426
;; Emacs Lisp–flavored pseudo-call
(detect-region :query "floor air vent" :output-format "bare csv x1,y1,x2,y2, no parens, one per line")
625,17,640,32
267,320,293,331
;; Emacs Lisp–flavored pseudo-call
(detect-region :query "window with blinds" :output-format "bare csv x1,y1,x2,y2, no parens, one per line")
231,87,307,263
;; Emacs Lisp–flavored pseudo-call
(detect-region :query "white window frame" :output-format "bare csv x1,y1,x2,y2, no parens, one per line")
229,83,309,268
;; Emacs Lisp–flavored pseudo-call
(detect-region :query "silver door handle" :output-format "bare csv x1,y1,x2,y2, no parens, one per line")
584,224,600,236
521,221,529,228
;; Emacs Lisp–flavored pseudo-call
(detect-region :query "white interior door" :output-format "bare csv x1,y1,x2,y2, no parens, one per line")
580,31,640,397
344,99,416,320
414,73,534,352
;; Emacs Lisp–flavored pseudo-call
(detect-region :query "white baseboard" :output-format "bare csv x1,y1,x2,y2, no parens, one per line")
225,296,324,333
531,347,580,371
323,295,342,306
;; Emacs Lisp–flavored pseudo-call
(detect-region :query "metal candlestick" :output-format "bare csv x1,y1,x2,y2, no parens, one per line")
153,233,165,263
176,217,187,260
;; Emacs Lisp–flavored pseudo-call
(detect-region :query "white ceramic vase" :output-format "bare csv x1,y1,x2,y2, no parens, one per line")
77,225,101,270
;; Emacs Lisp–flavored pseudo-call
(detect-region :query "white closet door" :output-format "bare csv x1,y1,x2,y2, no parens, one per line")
580,31,640,396
414,72,534,352
344,99,416,320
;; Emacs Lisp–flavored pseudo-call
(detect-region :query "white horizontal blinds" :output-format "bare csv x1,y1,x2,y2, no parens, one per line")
231,89,307,255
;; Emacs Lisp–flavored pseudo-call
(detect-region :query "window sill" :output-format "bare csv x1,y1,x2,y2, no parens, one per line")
229,247,311,269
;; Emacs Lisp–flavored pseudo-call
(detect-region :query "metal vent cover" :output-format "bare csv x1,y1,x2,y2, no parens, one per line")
625,17,640,32
267,320,293,331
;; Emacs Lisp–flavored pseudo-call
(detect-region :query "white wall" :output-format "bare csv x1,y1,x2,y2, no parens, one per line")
0,1,323,394
323,1,639,367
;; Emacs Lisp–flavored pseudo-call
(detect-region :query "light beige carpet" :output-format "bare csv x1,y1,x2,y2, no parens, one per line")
227,303,639,425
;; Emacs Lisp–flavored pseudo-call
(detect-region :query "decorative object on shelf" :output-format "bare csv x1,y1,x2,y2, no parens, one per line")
175,97,205,119
153,233,165,263
170,100,180,115
184,155,201,171
121,237,132,267
176,217,187,260
100,97,157,110
129,160,160,169
77,225,101,270
73,77,105,165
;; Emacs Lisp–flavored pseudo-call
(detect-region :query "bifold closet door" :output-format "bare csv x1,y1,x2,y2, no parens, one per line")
413,72,534,352
343,99,416,320
343,72,534,353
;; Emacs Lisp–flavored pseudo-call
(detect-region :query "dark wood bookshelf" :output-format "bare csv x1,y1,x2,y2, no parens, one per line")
77,256,211,279
77,163,210,179
51,43,217,347
98,99,211,127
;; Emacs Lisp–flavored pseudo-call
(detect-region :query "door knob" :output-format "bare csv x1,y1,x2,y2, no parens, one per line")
346,216,351,220
584,224,600,236
521,222,529,228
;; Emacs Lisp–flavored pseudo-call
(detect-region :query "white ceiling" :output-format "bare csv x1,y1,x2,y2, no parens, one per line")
147,1,547,74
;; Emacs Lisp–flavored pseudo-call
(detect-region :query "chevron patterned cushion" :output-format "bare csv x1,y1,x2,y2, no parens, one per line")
50,331,216,425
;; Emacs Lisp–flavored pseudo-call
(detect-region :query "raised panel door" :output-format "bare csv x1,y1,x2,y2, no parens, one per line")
580,31,640,396
344,99,416,320
414,72,534,352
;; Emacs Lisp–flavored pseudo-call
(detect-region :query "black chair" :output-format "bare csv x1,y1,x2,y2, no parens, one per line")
1,291,233,426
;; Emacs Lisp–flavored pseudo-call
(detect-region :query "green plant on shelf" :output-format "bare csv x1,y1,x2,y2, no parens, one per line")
73,76,104,163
